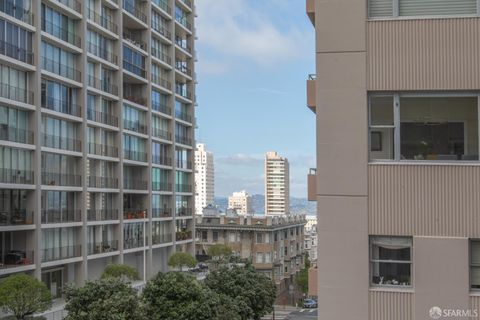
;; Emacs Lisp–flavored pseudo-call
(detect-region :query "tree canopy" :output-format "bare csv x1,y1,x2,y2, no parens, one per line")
0,273,52,320
167,252,196,270
64,277,143,320
101,264,139,281
207,244,232,261
141,272,229,320
204,265,277,320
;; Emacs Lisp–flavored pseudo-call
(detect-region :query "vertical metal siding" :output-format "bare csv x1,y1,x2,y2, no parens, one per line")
369,164,480,236
367,18,480,91
369,290,413,320
470,296,480,319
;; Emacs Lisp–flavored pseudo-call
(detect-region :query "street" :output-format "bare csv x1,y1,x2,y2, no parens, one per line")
262,306,318,320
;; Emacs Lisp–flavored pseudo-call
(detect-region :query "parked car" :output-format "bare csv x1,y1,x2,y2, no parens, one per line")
303,299,318,308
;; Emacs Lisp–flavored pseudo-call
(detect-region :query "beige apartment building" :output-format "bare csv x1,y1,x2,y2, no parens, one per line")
0,0,196,306
194,143,214,215
228,190,253,215
195,212,305,293
265,151,290,215
307,0,480,319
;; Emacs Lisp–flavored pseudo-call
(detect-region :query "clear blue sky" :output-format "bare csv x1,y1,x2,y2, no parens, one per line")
195,0,316,198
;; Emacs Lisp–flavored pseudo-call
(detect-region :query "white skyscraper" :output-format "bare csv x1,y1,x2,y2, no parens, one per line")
228,190,253,215
265,151,290,215
195,143,214,215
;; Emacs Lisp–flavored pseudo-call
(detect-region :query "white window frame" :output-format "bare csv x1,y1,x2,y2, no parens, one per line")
369,92,480,163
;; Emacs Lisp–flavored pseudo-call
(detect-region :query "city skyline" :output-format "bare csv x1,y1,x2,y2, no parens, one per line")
194,0,316,198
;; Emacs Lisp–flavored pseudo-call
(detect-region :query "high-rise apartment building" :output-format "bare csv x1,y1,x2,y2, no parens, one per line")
194,143,214,215
307,0,480,318
228,190,252,215
265,151,289,215
0,0,196,302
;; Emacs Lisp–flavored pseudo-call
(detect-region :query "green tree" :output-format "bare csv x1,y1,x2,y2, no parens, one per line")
167,252,197,271
205,265,276,320
64,277,143,320
101,264,139,281
207,244,232,261
295,268,309,294
141,272,233,320
0,274,52,320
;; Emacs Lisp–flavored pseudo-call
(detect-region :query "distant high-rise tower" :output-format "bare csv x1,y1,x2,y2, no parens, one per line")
264,151,289,215
194,143,214,215
228,190,253,215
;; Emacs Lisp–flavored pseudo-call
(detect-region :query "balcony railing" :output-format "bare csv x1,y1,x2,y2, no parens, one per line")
124,177,148,190
41,209,81,224
87,209,119,221
177,207,192,217
124,119,148,134
152,233,173,245
0,0,34,24
175,38,192,54
124,237,144,249
88,142,119,158
87,75,119,95
0,210,34,226
88,240,118,255
124,149,147,162
152,127,171,141
176,160,192,170
42,172,81,187
0,127,34,144
42,96,82,117
151,74,172,91
87,41,118,65
0,168,33,184
123,60,146,78
175,183,192,193
42,133,82,152
88,176,118,189
54,0,82,14
0,82,34,104
175,110,192,123
152,181,172,192
87,9,118,34
151,20,171,39
175,85,192,100
123,29,147,51
151,47,171,64
152,208,172,218
175,135,192,146
122,0,147,23
175,63,192,77
124,209,147,220
87,109,118,127
175,13,191,31
0,39,33,64
152,155,172,166
123,94,146,106
42,19,81,48
152,101,171,115
0,250,34,269
175,230,192,241
152,0,171,14
42,57,81,82
41,245,82,262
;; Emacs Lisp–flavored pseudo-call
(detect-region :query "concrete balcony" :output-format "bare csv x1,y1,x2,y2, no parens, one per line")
306,0,315,26
307,168,316,201
306,74,316,113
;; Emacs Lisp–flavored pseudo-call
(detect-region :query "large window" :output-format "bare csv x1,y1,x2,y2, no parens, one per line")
368,0,478,18
0,18,33,63
42,79,79,116
41,42,79,81
370,236,412,287
123,45,145,78
369,95,479,161
41,4,78,46
470,240,480,289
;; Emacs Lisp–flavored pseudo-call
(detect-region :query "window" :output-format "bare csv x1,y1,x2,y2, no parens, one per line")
470,240,480,289
256,233,263,244
212,231,218,242
41,4,77,46
370,236,412,287
201,231,207,242
123,45,145,77
368,0,477,18
369,95,479,161
256,253,264,263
